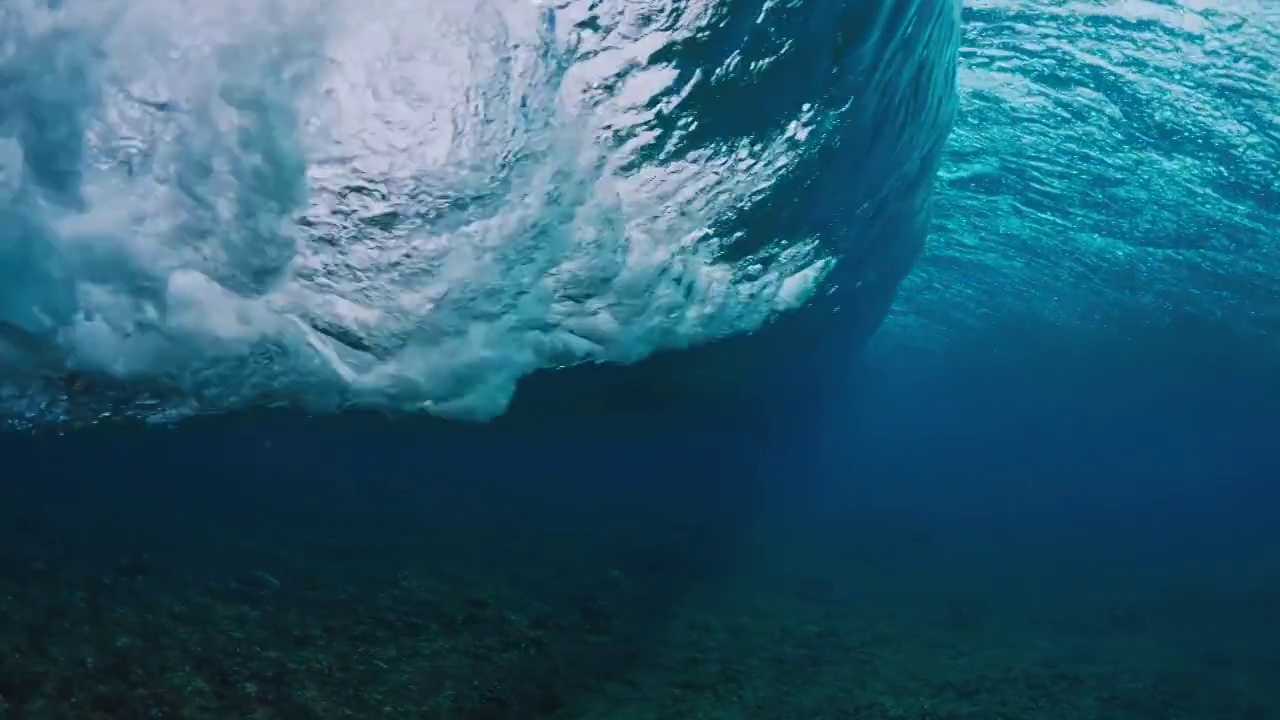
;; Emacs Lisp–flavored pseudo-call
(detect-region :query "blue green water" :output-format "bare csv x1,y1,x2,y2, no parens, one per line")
1,1,1278,718
896,0,1278,361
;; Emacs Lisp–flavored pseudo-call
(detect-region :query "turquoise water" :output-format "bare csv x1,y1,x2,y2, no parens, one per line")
891,0,1278,362
2,1,1275,427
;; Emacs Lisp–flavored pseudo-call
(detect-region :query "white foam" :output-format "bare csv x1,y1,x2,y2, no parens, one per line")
0,0,835,421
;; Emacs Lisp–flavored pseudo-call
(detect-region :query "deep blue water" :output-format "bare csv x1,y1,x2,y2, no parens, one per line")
2,0,1279,718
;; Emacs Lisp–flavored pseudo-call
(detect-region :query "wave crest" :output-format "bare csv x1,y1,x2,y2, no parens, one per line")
1,0,959,425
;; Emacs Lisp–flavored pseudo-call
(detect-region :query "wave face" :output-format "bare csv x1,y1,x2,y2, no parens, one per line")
0,0,961,427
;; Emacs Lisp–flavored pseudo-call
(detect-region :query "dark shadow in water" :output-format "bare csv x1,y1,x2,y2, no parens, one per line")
1,316,1278,719
0,378,800,718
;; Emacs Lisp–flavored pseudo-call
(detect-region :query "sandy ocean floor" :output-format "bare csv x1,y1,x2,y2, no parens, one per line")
2,501,1277,720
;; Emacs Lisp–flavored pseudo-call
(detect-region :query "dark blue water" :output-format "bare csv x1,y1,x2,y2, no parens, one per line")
2,1,1278,718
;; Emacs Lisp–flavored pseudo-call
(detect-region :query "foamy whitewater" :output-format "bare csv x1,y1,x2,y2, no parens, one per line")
0,0,961,425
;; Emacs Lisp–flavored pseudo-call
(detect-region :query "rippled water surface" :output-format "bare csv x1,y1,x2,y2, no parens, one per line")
887,0,1278,360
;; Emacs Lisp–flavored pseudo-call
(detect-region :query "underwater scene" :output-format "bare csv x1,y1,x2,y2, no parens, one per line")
1,0,1278,718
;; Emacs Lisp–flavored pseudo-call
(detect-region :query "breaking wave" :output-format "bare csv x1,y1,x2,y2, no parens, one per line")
0,0,960,426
